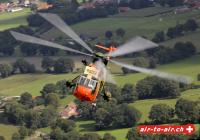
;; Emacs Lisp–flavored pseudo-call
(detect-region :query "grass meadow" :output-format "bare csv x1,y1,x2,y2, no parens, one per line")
0,8,31,31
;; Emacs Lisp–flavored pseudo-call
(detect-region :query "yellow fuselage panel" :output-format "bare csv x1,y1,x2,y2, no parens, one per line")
84,66,100,79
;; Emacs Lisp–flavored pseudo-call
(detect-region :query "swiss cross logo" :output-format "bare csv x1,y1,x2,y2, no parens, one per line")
138,124,195,135
185,124,195,134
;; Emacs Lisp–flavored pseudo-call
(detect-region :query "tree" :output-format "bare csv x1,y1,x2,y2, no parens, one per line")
12,133,20,140
129,0,151,9
136,76,180,99
184,19,198,32
45,93,60,107
20,92,33,108
4,102,26,124
167,27,176,38
154,0,166,7
24,110,41,129
0,136,5,140
105,31,113,39
40,106,57,127
102,133,116,140
149,104,174,123
152,31,165,43
152,46,175,64
41,57,55,73
41,83,57,98
175,98,200,123
174,42,196,59
132,57,149,69
126,128,152,140
112,104,141,128
174,24,184,36
166,0,183,7
50,128,64,140
18,126,28,139
94,108,111,130
121,84,138,103
81,133,101,140
57,119,76,133
116,28,125,38
0,30,16,56
56,80,68,97
63,130,82,140
0,64,12,78
75,100,94,119
20,43,38,56
54,58,75,73
13,59,36,74
121,67,133,75
198,74,200,81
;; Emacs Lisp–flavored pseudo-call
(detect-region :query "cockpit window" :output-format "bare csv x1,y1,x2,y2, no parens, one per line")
78,76,97,90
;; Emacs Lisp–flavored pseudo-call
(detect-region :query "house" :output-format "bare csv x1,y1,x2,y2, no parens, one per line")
19,0,31,7
118,6,130,12
174,6,191,14
59,102,79,119
7,7,23,12
36,2,53,10
0,3,9,12
78,0,118,10
193,1,200,9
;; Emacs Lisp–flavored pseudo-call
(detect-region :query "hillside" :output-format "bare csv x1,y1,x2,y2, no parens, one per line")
42,7,200,44
0,8,31,31
0,5,200,140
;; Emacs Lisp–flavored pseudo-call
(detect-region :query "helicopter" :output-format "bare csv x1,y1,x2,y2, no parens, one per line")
10,13,192,103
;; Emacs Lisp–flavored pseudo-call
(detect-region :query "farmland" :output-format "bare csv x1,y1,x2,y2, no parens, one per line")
42,7,200,44
0,8,31,31
0,5,200,140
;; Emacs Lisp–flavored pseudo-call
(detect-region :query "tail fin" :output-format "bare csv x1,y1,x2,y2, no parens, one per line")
95,44,117,53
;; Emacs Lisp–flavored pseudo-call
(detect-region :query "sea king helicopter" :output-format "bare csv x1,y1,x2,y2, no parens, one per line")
10,13,192,103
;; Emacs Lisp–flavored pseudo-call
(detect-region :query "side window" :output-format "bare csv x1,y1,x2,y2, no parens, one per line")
88,80,97,90
84,79,90,86
79,76,86,85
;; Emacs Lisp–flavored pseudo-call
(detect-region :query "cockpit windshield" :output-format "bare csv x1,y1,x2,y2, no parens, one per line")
78,76,97,90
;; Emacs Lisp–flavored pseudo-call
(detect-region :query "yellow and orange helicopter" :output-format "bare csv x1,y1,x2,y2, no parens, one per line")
10,13,192,103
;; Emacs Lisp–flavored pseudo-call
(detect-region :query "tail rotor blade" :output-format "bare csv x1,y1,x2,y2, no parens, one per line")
39,13,94,53
108,36,158,57
10,31,93,57
111,60,192,84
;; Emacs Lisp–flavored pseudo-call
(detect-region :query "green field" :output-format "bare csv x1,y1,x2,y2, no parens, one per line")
0,8,31,31
162,29,200,52
43,7,200,43
0,124,18,140
1,6,200,140
0,55,200,96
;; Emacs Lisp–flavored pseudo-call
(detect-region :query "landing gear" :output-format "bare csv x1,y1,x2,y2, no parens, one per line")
102,91,112,101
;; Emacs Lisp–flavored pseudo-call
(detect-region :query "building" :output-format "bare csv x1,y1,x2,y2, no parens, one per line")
7,7,23,12
59,102,79,119
174,6,191,14
36,2,53,10
0,3,9,12
118,6,130,12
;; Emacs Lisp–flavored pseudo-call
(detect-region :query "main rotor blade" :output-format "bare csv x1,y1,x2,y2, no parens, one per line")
39,13,93,53
111,60,192,84
107,36,158,57
10,31,93,57
95,60,116,84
